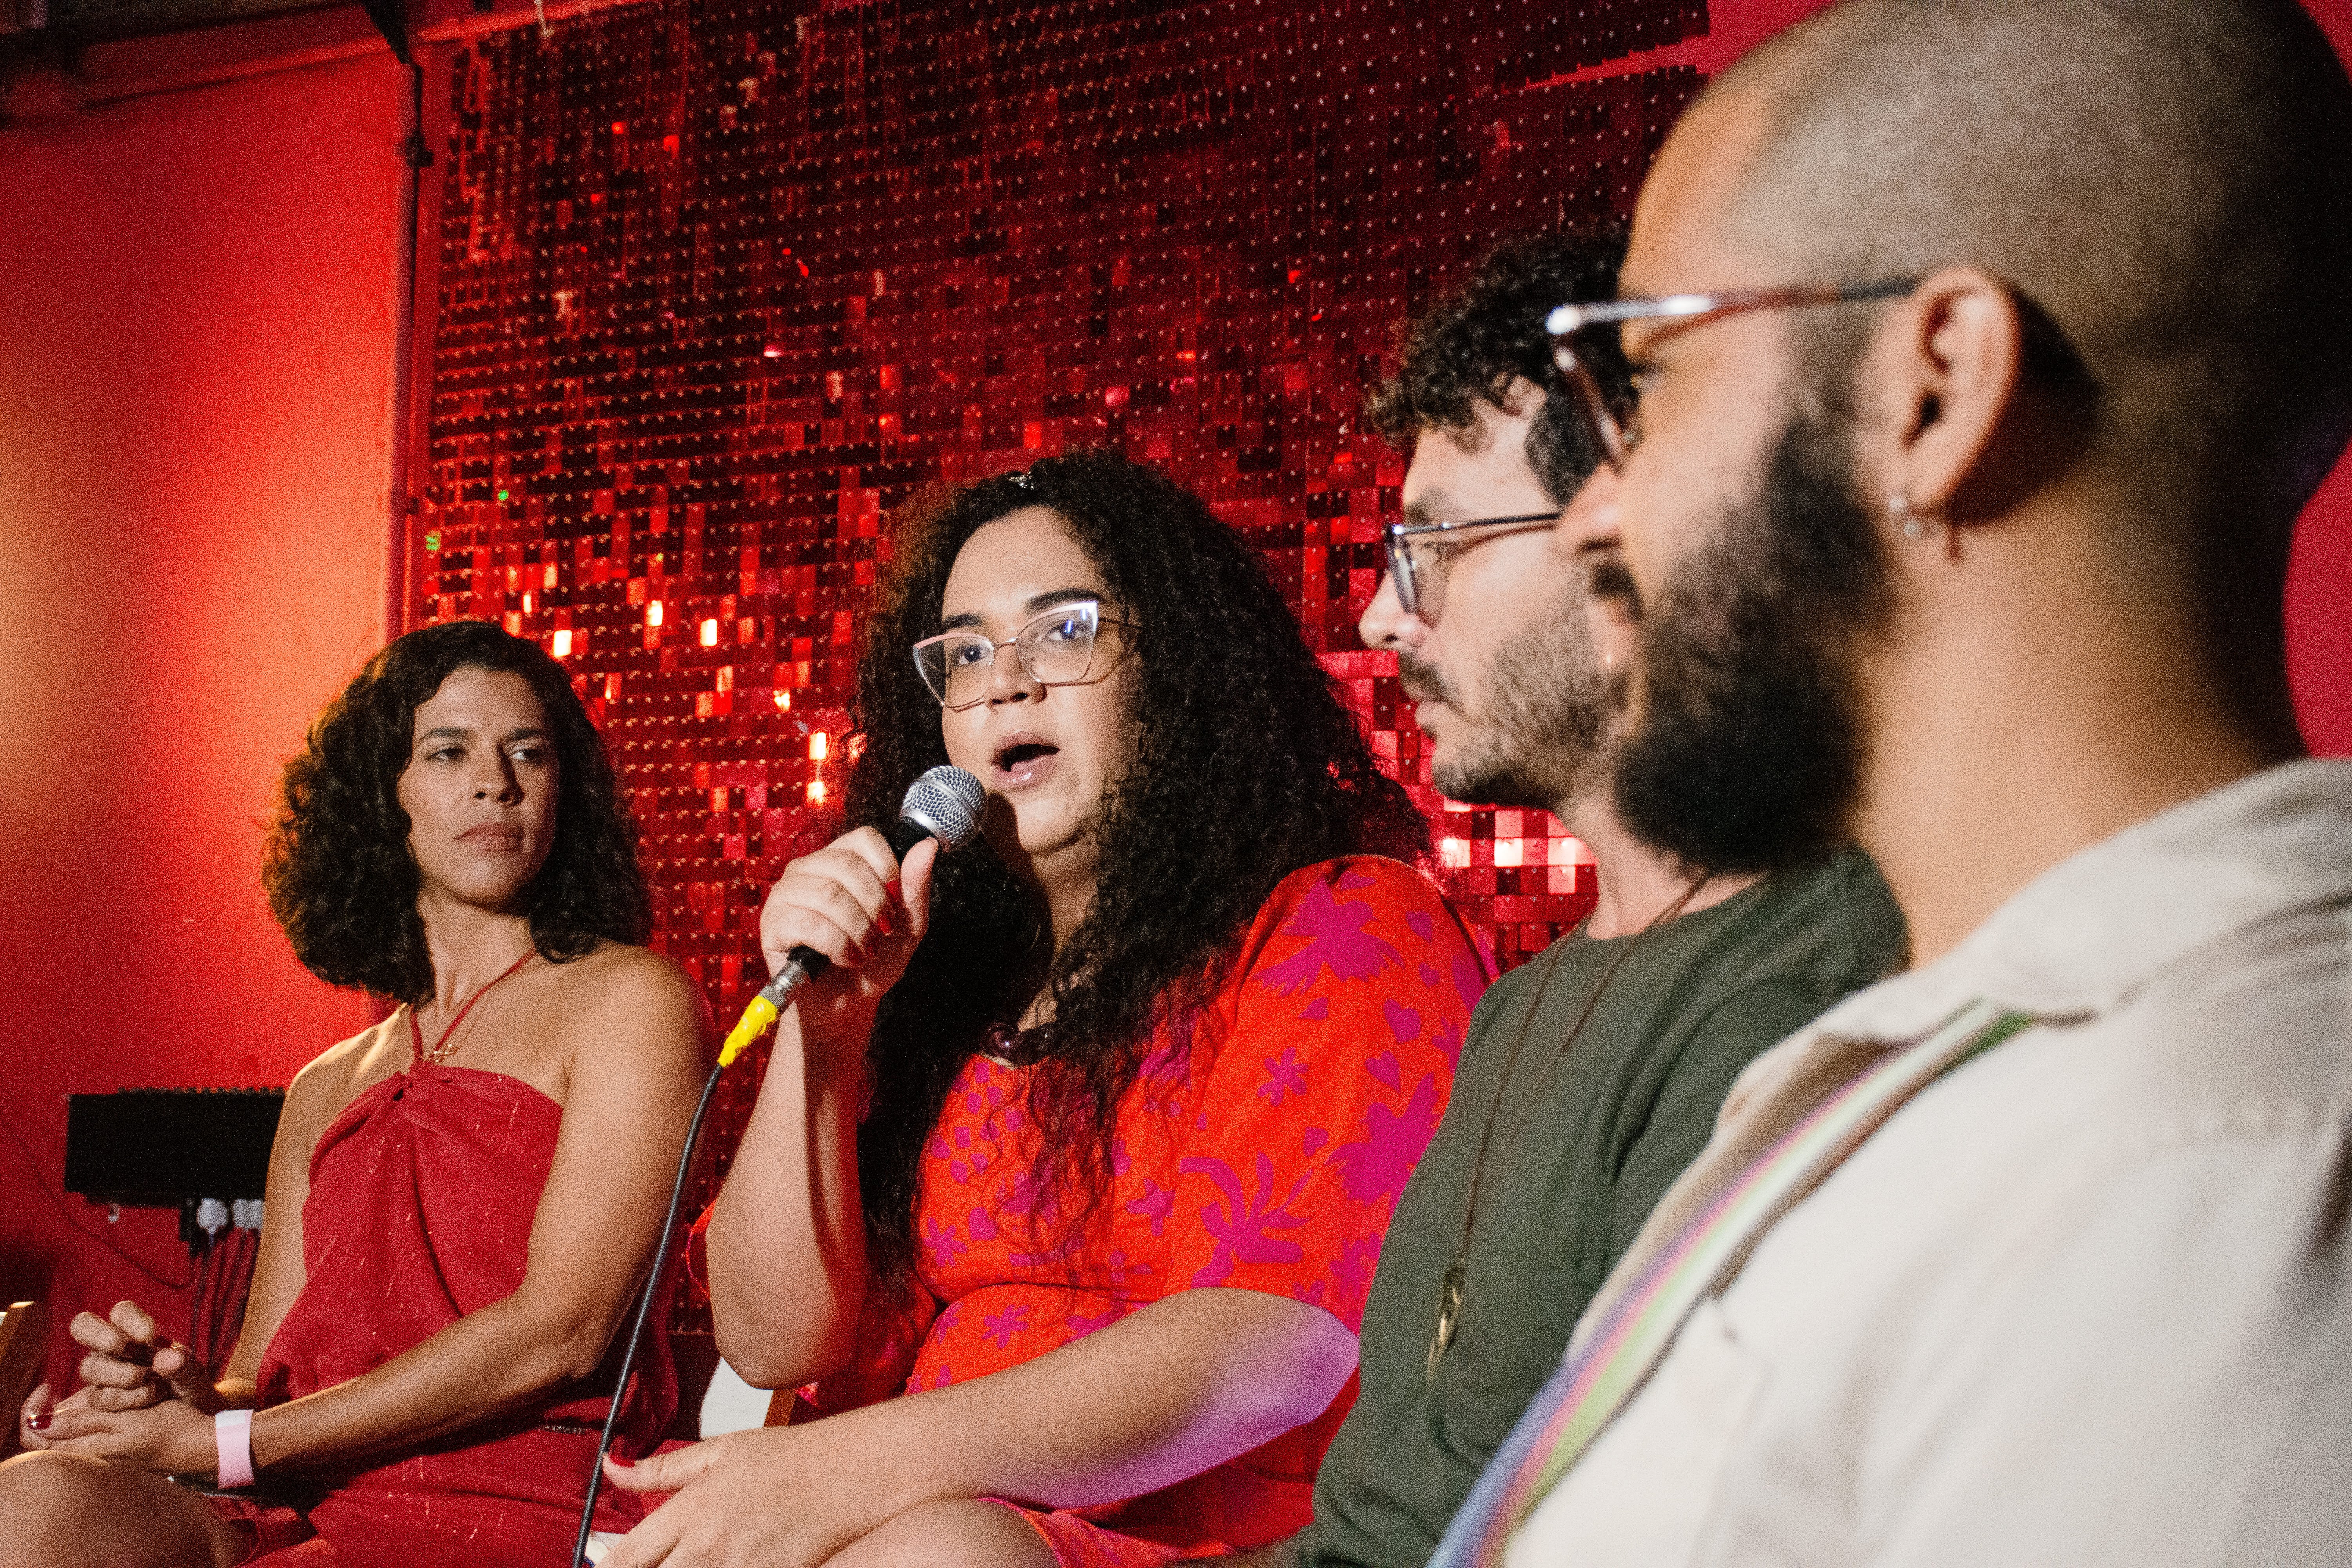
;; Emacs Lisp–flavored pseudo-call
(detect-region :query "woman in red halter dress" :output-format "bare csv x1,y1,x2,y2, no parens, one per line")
4,622,710,1568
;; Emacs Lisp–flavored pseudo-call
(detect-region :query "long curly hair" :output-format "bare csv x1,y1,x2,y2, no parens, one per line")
850,450,1430,1285
1363,227,1629,504
262,620,650,1004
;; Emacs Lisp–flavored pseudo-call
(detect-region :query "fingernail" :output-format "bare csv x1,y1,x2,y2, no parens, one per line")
27,1411,49,1431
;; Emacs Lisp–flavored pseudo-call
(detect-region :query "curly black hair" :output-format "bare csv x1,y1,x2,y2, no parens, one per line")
262,620,650,1004
1363,227,1631,504
849,449,1430,1286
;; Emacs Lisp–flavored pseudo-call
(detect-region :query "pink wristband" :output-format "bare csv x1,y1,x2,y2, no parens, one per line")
214,1408,255,1489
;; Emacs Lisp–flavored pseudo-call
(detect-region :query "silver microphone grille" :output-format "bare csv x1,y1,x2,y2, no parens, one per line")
900,765,987,852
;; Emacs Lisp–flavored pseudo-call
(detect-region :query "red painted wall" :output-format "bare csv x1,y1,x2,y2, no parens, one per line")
0,0,2346,1412
0,50,411,1398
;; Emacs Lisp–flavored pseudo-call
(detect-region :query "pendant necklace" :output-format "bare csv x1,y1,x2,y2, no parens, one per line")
1426,873,1709,1383
413,949,537,1067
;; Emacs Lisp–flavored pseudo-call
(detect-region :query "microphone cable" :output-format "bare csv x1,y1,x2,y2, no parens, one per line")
571,1054,721,1568
572,765,984,1566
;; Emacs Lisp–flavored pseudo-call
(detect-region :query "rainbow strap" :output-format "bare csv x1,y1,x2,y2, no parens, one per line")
1429,998,2034,1568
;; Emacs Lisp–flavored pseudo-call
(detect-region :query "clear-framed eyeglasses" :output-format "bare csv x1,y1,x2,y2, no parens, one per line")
1545,278,1920,469
911,599,1136,711
1380,513,1559,624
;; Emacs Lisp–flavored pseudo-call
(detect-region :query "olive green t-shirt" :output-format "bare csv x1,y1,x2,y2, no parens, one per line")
1296,851,1906,1568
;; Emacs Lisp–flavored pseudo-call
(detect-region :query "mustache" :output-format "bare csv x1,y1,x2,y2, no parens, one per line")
1394,650,1459,708
1584,552,1642,620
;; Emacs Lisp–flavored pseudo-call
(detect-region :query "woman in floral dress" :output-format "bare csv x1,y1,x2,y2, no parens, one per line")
605,452,1485,1568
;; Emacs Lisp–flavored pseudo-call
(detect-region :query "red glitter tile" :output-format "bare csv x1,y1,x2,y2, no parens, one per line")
419,0,1704,1318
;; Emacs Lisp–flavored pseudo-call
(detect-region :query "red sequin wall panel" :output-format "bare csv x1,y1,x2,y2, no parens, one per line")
420,0,1704,1267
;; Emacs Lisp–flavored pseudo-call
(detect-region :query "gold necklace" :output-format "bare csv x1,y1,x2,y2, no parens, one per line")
415,951,537,1067
1426,874,1708,1383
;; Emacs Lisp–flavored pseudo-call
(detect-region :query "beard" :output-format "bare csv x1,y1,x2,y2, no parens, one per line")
1400,586,1612,812
1612,395,1893,874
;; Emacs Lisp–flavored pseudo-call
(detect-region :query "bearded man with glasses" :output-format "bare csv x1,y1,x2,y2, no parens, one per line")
1204,231,1905,1568
1437,1,2352,1565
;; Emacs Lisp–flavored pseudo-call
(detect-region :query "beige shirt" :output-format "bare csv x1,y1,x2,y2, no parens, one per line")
1509,759,2352,1568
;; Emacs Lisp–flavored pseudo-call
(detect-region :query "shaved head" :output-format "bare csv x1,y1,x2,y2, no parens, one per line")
1711,0,2352,733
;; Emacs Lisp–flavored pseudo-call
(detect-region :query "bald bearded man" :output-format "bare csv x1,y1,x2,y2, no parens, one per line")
1433,2,2352,1564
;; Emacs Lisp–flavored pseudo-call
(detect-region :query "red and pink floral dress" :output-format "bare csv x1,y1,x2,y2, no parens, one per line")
808,855,1487,1565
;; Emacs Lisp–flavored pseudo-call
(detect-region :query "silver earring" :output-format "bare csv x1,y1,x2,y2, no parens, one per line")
1888,491,1928,541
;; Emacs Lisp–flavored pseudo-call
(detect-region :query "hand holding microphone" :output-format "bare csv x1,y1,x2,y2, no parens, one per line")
575,766,987,1566
722,766,986,1065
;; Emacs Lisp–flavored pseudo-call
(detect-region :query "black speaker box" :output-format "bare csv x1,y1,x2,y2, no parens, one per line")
63,1088,283,1209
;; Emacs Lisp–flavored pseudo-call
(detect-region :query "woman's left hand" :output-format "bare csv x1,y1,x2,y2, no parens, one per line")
596,1419,909,1568
18,1384,218,1475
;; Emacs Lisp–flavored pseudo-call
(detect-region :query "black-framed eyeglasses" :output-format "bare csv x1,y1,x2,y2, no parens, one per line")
1381,512,1559,624
911,599,1136,711
1545,278,1920,469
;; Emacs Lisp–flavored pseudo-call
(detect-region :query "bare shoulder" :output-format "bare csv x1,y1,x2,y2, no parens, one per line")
282,1013,409,1148
542,941,710,1022
539,942,714,1075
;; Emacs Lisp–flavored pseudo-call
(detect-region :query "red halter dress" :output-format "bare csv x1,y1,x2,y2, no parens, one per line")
218,1008,674,1566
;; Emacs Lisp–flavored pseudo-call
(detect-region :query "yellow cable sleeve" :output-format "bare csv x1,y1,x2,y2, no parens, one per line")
718,993,779,1069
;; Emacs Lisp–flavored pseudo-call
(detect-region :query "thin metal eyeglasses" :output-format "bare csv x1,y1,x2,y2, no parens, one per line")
1546,278,1921,469
1381,512,1559,624
911,599,1136,711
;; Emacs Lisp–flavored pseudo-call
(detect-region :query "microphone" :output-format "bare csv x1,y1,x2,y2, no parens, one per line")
716,764,986,1067
573,762,987,1566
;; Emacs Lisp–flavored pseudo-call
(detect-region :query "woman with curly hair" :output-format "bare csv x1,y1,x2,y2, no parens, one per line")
5,620,710,1567
603,451,1486,1568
